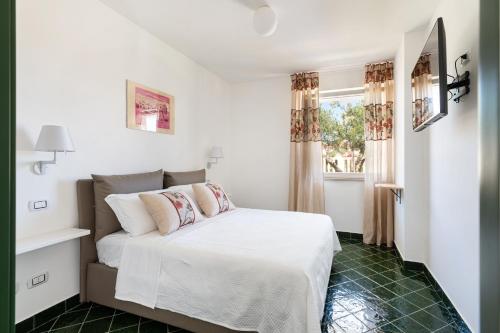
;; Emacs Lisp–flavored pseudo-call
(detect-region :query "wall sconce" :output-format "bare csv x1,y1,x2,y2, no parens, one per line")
207,146,223,169
34,125,75,175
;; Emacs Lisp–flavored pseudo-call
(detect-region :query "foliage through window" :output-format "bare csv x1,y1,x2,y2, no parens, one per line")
320,94,365,173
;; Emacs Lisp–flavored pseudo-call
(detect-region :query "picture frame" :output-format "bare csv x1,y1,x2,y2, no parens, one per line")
126,80,175,134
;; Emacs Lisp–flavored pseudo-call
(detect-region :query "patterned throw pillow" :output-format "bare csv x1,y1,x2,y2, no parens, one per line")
192,183,235,217
139,191,204,235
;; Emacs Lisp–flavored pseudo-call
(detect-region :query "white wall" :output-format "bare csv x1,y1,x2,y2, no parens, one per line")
16,0,230,322
427,0,479,330
394,0,479,330
324,179,364,233
394,29,430,264
393,41,406,256
227,76,291,210
227,69,366,233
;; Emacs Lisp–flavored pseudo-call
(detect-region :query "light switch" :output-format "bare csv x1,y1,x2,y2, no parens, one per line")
27,272,49,289
28,200,48,211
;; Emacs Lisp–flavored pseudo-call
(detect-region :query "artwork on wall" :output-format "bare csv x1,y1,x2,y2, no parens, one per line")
126,80,175,134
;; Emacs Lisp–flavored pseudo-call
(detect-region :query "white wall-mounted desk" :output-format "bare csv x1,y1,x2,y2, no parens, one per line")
16,228,90,255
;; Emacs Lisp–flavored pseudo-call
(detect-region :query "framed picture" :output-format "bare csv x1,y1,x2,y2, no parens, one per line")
126,80,175,134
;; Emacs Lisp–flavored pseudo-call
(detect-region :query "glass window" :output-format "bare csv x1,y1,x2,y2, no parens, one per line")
320,93,365,174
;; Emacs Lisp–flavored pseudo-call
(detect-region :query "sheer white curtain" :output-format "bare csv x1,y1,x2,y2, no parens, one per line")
363,62,395,246
288,72,325,214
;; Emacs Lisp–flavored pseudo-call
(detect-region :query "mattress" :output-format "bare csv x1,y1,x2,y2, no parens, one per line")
110,208,341,333
96,229,131,268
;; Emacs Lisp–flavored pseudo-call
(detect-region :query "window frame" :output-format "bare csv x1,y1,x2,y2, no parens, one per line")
319,87,365,180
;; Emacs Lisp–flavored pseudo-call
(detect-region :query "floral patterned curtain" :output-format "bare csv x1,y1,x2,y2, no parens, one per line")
288,72,325,213
364,62,394,141
290,73,321,142
363,62,395,247
412,54,433,128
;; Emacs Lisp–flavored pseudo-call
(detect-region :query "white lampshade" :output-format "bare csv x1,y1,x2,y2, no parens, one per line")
253,6,278,37
35,125,75,152
209,146,224,159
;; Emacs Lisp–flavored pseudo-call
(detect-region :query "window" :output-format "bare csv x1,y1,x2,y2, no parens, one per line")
320,91,365,175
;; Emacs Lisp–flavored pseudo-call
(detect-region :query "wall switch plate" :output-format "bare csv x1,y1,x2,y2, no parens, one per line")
27,272,49,289
28,200,48,211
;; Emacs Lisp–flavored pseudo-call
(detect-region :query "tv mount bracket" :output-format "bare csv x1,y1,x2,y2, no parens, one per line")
447,53,471,103
447,71,470,103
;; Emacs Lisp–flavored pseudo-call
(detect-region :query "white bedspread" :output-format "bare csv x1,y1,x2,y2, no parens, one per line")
115,208,342,333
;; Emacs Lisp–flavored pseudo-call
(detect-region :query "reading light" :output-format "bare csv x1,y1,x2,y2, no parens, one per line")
253,6,278,37
34,125,75,175
207,146,224,169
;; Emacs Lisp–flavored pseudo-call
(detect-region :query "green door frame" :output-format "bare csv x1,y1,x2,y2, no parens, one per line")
479,0,500,331
0,0,15,331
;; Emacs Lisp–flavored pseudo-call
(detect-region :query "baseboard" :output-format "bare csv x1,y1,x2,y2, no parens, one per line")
16,294,80,333
392,243,471,332
337,231,363,240
392,243,425,271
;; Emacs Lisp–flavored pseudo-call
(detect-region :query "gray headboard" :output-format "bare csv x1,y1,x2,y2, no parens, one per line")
77,179,97,302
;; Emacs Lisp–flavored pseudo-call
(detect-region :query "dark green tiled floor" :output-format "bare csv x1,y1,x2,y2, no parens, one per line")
322,237,471,333
19,237,471,333
20,302,189,332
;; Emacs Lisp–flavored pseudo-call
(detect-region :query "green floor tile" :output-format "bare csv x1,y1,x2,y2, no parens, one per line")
392,316,431,333
110,312,140,330
79,317,112,333
139,320,168,333
410,309,448,331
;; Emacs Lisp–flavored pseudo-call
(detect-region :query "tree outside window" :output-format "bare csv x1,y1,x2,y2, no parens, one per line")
320,94,365,173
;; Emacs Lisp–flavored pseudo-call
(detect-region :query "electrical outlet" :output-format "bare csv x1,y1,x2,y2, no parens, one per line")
460,51,470,66
27,272,49,289
28,200,48,211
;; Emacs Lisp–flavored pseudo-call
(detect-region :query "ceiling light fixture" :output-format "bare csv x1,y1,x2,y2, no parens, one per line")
253,6,278,37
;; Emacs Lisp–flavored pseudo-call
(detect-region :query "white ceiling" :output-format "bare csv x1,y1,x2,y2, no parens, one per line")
100,0,441,82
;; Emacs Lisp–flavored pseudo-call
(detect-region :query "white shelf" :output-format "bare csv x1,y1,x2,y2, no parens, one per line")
374,183,404,190
375,183,404,203
16,228,90,255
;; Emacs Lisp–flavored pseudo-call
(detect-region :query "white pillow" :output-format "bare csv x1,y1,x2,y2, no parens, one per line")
104,189,164,236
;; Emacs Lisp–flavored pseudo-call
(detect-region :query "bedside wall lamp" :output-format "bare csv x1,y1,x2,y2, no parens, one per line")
207,146,223,169
34,125,75,175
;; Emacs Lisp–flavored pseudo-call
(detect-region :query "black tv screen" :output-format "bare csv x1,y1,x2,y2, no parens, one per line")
412,17,447,132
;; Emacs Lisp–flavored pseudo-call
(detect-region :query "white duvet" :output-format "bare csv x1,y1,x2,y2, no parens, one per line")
114,208,342,333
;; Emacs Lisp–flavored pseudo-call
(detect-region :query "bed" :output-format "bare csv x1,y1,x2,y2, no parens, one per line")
78,175,341,333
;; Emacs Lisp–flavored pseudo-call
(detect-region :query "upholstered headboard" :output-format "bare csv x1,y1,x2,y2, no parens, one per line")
77,169,206,302
77,179,97,302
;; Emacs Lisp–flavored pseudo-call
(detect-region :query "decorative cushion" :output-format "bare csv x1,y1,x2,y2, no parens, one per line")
92,170,163,241
166,183,204,212
139,191,204,235
163,169,206,188
105,189,165,237
192,183,235,217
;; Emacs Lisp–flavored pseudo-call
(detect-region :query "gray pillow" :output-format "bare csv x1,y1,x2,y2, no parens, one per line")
163,169,206,188
92,169,163,241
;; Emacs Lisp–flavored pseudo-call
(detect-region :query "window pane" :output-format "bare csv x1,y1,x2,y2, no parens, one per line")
320,94,365,173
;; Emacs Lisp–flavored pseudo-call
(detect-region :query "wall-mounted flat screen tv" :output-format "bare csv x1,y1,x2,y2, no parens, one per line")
412,17,447,132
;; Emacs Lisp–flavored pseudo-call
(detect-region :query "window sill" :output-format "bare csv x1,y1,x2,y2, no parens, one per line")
324,173,365,181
